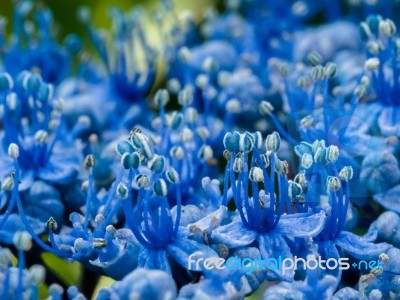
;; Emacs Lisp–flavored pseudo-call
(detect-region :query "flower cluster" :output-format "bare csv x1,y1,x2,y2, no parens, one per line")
0,0,400,299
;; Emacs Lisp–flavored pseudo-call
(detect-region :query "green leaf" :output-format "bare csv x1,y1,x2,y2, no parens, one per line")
92,276,115,300
41,252,83,285
38,283,49,299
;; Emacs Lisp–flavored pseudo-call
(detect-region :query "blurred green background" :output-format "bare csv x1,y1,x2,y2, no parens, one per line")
1,0,218,38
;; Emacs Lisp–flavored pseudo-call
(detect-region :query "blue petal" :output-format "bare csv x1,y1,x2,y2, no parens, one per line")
106,268,177,300
231,247,266,292
189,40,237,71
376,211,400,247
351,103,383,133
211,221,257,248
263,282,303,300
333,287,360,300
384,247,400,276
18,169,35,191
294,21,360,62
374,184,400,214
138,248,171,274
360,152,400,194
171,205,203,227
258,231,294,282
362,221,378,243
341,134,391,158
334,231,391,260
90,232,141,280
24,180,65,223
167,237,218,271
0,214,45,244
378,106,400,136
276,211,326,238
188,206,227,234
38,159,78,185
295,275,338,299
318,240,342,281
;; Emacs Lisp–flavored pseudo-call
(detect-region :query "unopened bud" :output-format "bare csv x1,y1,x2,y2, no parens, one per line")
8,143,19,159
198,145,213,161
365,58,380,72
153,179,168,196
339,166,353,181
2,175,15,191
84,154,95,169
154,89,169,107
327,176,341,191
34,130,49,144
13,231,32,251
259,101,274,115
170,146,184,160
92,238,107,249
265,131,281,152
135,174,150,188
117,182,129,199
311,65,325,81
46,217,58,231
379,19,396,37
29,265,46,285
326,145,339,163
166,168,180,184
148,155,166,174
288,180,302,198
301,153,313,169
324,62,337,78
225,99,241,113
249,167,264,182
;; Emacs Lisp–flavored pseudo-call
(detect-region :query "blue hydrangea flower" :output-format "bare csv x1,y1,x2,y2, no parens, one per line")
0,72,82,191
97,268,177,300
178,268,252,300
211,131,326,281
1,2,78,84
294,22,361,63
296,143,390,278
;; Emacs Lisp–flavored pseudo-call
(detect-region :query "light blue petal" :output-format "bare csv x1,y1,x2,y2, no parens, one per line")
107,268,177,300
188,206,227,234
167,237,218,271
18,169,34,191
374,184,400,214
171,205,203,227
38,159,78,185
189,40,237,71
335,231,391,260
362,221,378,242
90,234,141,280
352,103,383,133
333,287,360,300
137,248,171,274
342,134,392,157
376,211,400,247
211,221,257,248
384,247,400,276
24,180,64,223
258,231,294,282
0,214,45,244
378,106,400,136
318,240,342,282
360,152,400,194
263,281,303,300
276,211,326,238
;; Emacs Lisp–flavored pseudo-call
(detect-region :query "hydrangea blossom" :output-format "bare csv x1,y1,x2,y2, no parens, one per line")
0,0,399,299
